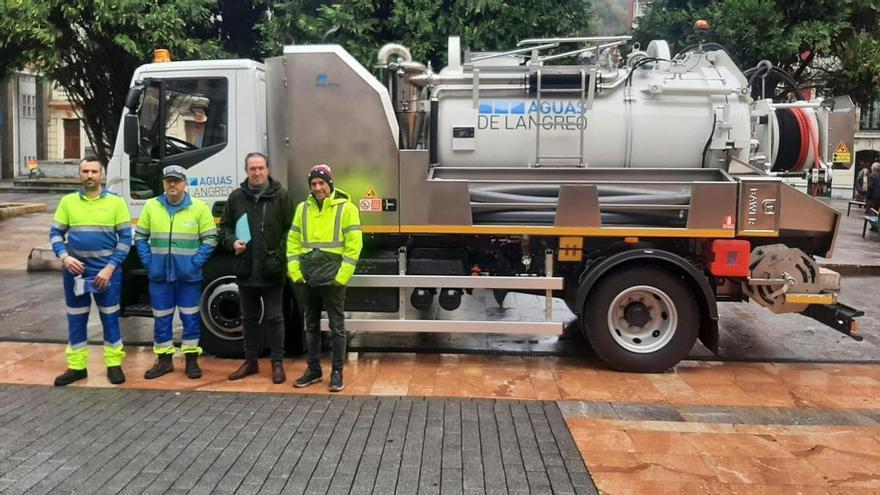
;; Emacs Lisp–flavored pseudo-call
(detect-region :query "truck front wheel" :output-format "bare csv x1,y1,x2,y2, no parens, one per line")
199,273,251,358
583,266,698,372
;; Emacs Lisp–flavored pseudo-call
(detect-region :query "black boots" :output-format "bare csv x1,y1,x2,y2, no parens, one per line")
54,368,87,387
185,354,202,379
107,366,126,385
54,367,125,386
228,360,259,381
144,354,174,379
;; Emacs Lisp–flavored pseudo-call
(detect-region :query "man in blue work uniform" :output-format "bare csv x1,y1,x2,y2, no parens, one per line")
135,165,218,379
50,156,132,386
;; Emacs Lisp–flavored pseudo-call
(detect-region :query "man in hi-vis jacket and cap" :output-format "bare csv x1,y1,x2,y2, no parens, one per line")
288,164,362,392
135,165,218,380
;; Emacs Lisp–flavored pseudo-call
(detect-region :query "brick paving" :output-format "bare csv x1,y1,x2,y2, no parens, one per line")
0,385,597,495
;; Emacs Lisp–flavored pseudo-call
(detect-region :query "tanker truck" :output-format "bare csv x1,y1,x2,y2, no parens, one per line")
108,34,862,372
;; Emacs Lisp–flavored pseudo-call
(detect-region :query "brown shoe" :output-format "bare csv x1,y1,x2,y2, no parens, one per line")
272,361,286,384
228,360,259,381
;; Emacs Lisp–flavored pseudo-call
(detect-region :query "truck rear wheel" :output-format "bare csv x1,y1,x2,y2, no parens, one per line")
583,266,698,372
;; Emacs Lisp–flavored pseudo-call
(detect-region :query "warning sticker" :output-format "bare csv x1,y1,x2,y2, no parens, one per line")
359,198,382,212
722,215,735,230
364,185,378,198
358,197,397,212
832,141,852,164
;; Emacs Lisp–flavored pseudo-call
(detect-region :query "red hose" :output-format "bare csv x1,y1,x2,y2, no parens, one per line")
791,108,810,172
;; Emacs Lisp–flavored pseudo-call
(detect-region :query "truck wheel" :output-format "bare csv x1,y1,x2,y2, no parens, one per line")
583,266,698,372
199,256,255,359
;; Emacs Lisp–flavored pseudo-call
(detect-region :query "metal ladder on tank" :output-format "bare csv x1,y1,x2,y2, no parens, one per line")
533,68,595,168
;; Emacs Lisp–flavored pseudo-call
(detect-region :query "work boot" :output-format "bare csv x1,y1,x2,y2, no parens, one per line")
228,360,259,381
329,370,344,392
54,368,87,387
184,354,202,379
272,361,286,384
294,369,322,388
144,354,174,379
107,366,126,385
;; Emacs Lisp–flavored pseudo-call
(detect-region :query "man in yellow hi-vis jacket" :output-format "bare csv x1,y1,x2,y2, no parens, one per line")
287,164,362,392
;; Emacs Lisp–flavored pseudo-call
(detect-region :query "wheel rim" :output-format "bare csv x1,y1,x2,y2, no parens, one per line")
606,285,678,354
200,276,263,341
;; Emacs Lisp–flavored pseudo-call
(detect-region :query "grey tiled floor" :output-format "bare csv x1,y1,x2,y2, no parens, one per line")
0,386,596,494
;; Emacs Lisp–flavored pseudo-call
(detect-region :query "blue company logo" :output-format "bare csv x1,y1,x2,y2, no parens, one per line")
315,73,339,87
188,176,233,187
478,100,585,116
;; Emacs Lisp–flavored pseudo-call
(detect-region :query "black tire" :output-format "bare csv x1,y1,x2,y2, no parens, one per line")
199,254,246,358
583,266,698,372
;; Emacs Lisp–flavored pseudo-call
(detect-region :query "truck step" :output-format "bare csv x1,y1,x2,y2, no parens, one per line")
321,318,562,335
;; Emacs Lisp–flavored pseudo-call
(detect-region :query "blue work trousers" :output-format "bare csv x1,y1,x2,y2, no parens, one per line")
62,268,124,369
149,280,202,355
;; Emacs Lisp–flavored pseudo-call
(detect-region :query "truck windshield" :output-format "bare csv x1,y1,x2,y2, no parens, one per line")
130,78,228,199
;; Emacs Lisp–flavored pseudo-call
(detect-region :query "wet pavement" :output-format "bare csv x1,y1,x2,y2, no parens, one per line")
1,342,879,494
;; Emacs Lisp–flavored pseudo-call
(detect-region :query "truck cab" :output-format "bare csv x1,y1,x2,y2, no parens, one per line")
108,59,266,216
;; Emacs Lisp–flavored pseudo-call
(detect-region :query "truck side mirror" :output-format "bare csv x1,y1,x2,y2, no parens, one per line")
123,113,139,156
124,84,144,113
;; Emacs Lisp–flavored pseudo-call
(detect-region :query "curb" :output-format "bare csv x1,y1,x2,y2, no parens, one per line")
0,203,48,220
27,245,62,272
818,263,880,277
0,185,76,194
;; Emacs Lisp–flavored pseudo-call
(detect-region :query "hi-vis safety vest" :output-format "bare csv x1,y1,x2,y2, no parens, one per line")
134,193,218,282
50,189,132,273
287,188,362,285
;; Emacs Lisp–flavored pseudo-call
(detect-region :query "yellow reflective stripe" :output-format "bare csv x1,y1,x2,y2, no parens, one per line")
343,256,358,265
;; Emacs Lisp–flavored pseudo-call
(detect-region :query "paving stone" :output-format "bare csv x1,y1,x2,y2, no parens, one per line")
611,402,685,422
0,386,596,494
678,405,741,424
556,401,617,420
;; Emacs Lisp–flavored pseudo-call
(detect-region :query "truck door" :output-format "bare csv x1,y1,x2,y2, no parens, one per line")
127,76,232,202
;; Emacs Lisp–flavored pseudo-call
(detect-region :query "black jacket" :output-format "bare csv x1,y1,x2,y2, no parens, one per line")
219,177,295,287
868,171,880,200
